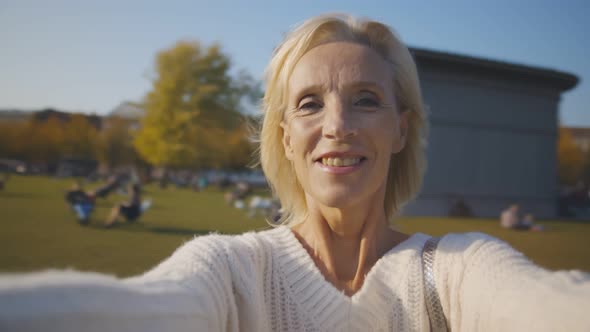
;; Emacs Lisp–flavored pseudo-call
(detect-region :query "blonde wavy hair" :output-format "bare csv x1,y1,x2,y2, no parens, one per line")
258,14,428,225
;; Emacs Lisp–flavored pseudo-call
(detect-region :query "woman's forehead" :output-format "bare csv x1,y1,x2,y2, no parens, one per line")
288,42,393,97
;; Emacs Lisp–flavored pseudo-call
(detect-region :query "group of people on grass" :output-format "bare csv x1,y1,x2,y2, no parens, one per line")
64,176,146,227
500,204,544,231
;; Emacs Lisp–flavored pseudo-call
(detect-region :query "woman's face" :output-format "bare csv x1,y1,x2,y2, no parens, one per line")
282,41,407,210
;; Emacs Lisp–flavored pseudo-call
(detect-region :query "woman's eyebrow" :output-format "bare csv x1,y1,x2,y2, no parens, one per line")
291,84,324,102
290,81,386,103
344,81,385,94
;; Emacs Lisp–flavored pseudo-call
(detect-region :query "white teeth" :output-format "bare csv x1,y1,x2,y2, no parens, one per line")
321,157,361,167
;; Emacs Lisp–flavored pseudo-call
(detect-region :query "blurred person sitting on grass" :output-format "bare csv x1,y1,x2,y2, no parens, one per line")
521,213,544,231
0,13,589,332
500,204,544,231
64,181,95,225
104,183,142,227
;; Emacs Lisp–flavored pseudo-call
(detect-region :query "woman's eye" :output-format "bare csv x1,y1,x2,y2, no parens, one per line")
354,97,380,108
298,101,323,112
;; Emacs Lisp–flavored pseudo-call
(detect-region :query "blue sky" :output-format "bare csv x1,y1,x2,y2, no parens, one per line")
1,0,588,125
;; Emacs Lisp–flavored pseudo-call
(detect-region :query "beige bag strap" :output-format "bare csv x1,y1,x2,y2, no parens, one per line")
421,237,449,332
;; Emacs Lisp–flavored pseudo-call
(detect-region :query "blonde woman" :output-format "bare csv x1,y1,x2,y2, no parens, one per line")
1,14,589,332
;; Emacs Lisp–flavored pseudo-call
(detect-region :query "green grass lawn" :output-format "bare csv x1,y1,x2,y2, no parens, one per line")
1,175,589,276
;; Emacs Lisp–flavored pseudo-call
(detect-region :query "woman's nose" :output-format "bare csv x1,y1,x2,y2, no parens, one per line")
321,99,358,140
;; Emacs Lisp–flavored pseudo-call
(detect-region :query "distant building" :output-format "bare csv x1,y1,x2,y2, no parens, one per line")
403,48,578,219
565,127,590,153
110,102,144,120
0,110,30,123
0,108,102,129
33,108,102,129
108,102,144,131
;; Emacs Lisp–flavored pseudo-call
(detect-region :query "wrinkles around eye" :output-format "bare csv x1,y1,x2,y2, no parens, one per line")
298,101,323,111
293,94,385,114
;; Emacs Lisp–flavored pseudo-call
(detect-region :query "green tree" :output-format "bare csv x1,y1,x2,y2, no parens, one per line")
134,40,259,169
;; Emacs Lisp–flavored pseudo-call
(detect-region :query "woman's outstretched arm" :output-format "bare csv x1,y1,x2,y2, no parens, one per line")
438,233,590,332
0,234,236,332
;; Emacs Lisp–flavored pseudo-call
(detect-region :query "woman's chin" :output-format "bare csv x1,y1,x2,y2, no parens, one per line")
309,187,370,210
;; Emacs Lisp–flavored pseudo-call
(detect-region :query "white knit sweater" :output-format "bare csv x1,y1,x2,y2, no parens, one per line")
1,226,589,331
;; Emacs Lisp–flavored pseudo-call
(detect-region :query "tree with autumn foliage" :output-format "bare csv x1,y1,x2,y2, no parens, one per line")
97,116,140,168
13,116,66,164
134,40,259,169
0,113,100,167
61,114,99,160
0,121,27,160
558,127,585,185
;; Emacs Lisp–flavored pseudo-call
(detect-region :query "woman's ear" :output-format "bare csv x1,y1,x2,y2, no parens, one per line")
392,110,409,154
280,121,294,161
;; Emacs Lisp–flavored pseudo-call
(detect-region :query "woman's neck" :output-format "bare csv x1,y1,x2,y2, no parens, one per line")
291,199,408,296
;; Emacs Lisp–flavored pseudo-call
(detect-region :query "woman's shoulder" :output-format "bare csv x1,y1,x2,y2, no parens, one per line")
175,225,286,257
164,225,284,252
438,232,501,254
433,232,521,267
395,231,500,259
138,226,287,281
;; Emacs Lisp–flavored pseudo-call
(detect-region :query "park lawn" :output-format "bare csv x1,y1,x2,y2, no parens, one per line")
0,175,589,277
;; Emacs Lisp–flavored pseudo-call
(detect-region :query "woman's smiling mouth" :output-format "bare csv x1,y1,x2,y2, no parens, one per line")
315,154,367,174
320,157,362,167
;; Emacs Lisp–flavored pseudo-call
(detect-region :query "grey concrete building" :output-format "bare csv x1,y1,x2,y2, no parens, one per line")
403,48,578,219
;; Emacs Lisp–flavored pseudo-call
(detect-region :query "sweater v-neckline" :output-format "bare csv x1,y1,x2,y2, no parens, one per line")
270,225,427,328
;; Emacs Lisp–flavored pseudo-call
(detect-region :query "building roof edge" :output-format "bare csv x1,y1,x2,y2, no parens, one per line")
410,47,579,92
